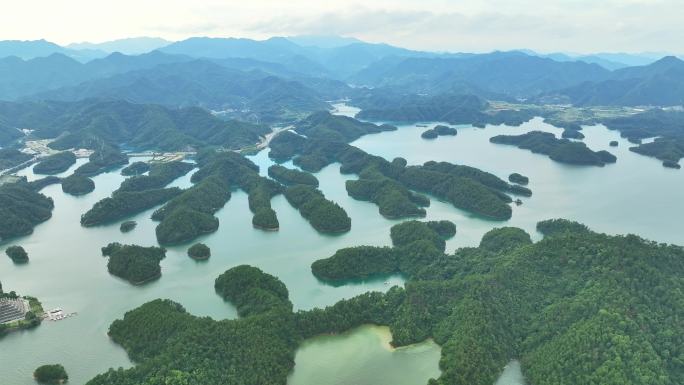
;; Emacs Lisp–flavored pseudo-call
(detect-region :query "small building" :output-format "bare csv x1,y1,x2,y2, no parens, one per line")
0,298,29,324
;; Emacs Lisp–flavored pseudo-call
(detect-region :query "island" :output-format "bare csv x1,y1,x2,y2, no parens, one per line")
5,245,28,263
81,187,182,227
628,137,684,169
101,243,167,285
284,185,351,233
421,125,457,139
267,164,319,186
1,284,43,336
61,174,95,196
119,221,137,233
188,243,211,260
490,131,617,166
609,140,619,147
28,176,61,191
33,152,76,175
508,172,529,185
74,146,128,177
561,129,585,139
121,161,150,176
0,182,54,241
117,161,194,193
33,364,68,384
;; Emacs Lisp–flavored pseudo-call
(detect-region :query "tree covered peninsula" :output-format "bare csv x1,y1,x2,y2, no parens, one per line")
85,218,684,385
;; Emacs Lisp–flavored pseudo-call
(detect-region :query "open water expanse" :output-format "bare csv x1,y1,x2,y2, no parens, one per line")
3,104,684,384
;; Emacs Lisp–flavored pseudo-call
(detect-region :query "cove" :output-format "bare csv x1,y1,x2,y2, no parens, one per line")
288,325,441,385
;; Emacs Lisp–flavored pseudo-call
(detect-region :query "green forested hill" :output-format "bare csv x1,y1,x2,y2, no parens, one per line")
86,219,684,385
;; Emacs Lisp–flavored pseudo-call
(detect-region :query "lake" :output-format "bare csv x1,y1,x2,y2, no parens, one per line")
4,104,684,385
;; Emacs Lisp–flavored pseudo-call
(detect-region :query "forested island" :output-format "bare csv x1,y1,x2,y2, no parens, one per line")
74,146,128,177
33,364,68,384
421,125,457,139
5,245,28,263
508,172,529,185
32,151,76,175
84,217,684,385
268,114,529,220
61,174,95,196
0,182,54,241
119,221,137,233
284,185,351,233
490,131,617,166
121,161,150,176
267,164,319,186
117,161,194,193
629,137,684,169
101,243,167,285
27,176,62,191
187,243,210,260
312,220,455,282
81,188,182,227
0,283,43,336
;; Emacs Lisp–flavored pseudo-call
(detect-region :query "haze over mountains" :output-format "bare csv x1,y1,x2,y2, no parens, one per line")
0,35,683,134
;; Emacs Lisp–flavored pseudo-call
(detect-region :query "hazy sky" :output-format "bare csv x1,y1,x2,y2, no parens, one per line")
1,0,681,53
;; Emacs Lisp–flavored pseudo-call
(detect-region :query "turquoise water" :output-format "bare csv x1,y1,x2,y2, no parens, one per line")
3,106,683,384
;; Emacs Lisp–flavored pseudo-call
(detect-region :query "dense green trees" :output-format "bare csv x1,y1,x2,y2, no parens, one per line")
61,174,95,196
102,243,167,285
0,148,32,170
284,185,351,233
119,221,137,233
267,164,318,186
490,131,617,166
33,364,68,384
508,172,529,185
561,129,585,139
152,175,231,244
117,161,194,192
27,176,61,191
215,265,292,316
629,137,684,168
421,125,457,139
121,161,150,176
74,146,128,177
0,182,54,240
312,220,455,282
81,188,182,226
5,245,28,263
346,172,428,219
187,243,210,260
33,151,76,175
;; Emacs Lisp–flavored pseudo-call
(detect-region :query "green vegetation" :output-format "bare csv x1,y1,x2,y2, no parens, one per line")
421,125,457,139
312,220,455,283
119,221,137,233
0,148,32,170
81,188,182,227
629,137,684,168
267,164,318,186
28,176,61,191
5,245,28,263
0,182,54,241
561,129,585,139
187,243,210,260
74,146,128,177
33,151,76,175
61,174,95,196
121,161,150,176
117,161,194,192
284,185,351,233
102,243,166,285
508,172,529,185
88,219,684,385
490,131,617,166
152,174,231,244
33,364,68,384
215,265,292,316
346,172,429,219
610,140,619,147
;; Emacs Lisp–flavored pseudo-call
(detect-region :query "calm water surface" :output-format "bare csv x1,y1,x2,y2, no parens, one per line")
3,105,683,384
